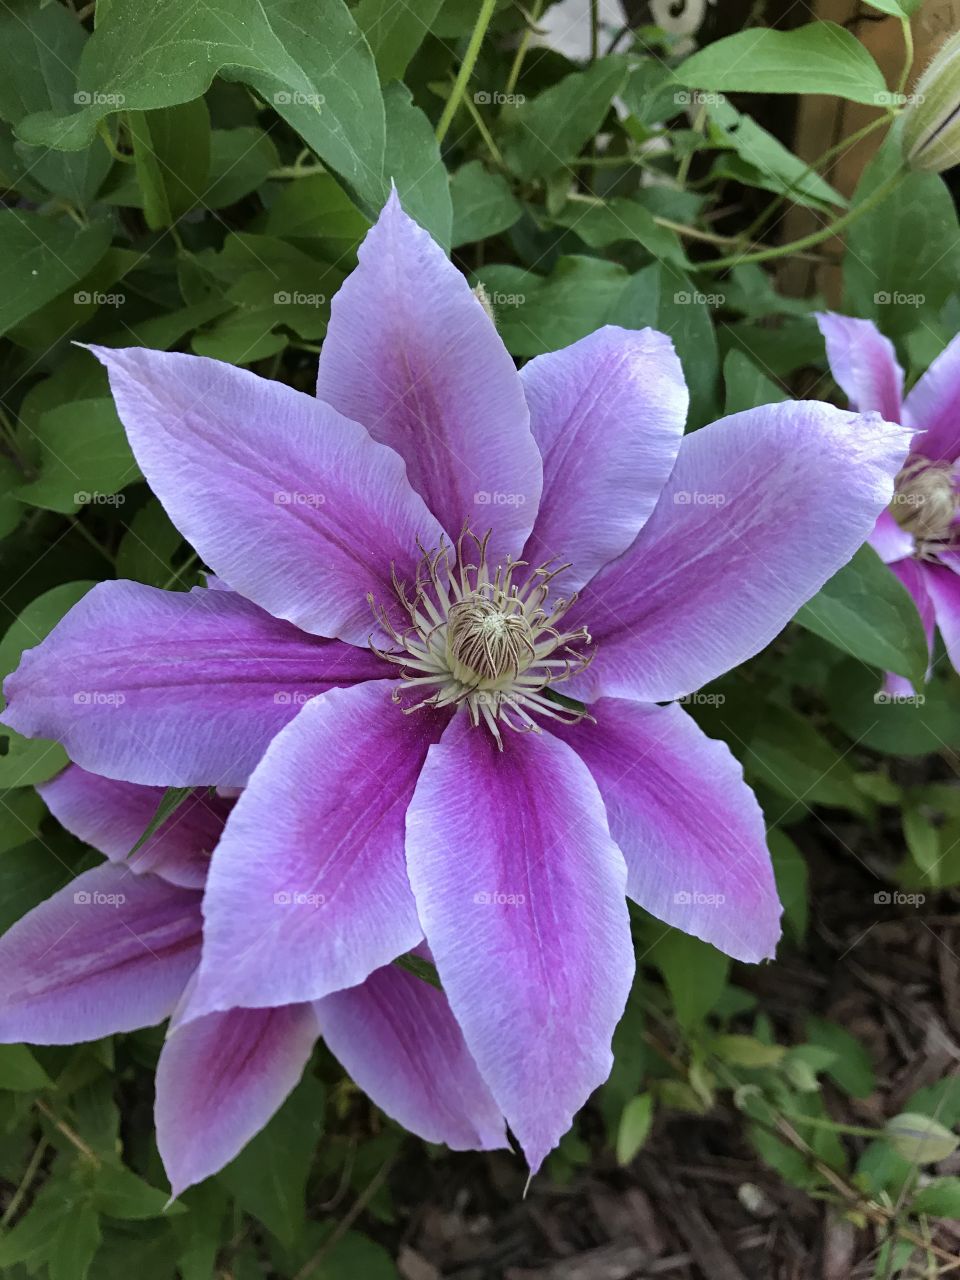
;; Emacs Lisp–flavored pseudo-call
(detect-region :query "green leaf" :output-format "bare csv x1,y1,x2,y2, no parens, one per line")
911,1176,960,1217
355,0,445,81
265,172,370,254
18,0,388,218
884,1113,959,1164
13,398,137,515
394,951,442,990
0,1043,53,1091
501,56,629,179
450,160,522,248
902,807,941,882
675,23,888,105
127,787,197,860
616,1093,654,1164
768,829,808,943
382,81,452,249
828,660,960,757
794,545,929,688
805,1017,875,1098
746,704,867,815
844,130,960,335
115,501,186,588
649,931,730,1031
550,197,689,268
92,1164,184,1220
220,1074,324,1246
0,212,111,338
713,1034,785,1068
129,100,211,228
0,0,110,207
723,349,787,415
0,581,94,787
473,257,629,357
49,1202,101,1280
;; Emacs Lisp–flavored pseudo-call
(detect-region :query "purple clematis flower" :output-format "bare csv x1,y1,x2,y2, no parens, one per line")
3,193,909,1172
0,765,505,1196
817,312,960,691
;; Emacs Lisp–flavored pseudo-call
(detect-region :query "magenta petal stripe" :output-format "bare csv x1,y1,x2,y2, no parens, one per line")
86,343,445,646
39,766,229,890
405,715,633,1173
2,581,391,787
0,864,202,1044
189,681,445,1016
521,325,688,591
317,962,507,1152
553,699,781,962
815,312,903,423
315,190,542,563
565,400,910,704
155,1001,319,1198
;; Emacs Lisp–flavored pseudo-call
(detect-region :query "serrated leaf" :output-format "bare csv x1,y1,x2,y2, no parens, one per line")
616,1093,654,1164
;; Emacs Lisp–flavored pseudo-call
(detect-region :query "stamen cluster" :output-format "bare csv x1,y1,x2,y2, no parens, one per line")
370,530,593,746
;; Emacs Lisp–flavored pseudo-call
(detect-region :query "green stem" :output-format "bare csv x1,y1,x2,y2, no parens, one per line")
675,104,707,189
67,516,114,566
700,166,907,272
504,0,543,96
896,15,914,97
590,0,599,62
436,0,498,145
463,92,505,167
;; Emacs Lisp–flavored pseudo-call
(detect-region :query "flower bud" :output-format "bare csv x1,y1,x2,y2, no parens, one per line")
902,32,960,174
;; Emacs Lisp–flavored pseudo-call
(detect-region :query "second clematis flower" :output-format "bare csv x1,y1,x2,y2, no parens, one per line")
3,193,908,1173
817,312,960,692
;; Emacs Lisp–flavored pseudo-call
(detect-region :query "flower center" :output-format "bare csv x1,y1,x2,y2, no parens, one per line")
891,457,958,553
370,530,593,746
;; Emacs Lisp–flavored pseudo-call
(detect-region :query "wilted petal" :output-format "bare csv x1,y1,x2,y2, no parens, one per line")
189,681,442,1016
317,962,506,1151
0,864,201,1044
316,190,542,563
405,716,632,1173
156,1001,318,1197
522,326,687,590
3,581,389,787
86,344,444,645
566,401,910,703
553,700,780,962
816,312,903,422
39,766,229,889
903,333,960,462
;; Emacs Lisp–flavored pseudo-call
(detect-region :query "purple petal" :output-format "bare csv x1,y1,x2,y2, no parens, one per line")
553,700,780,962
316,962,506,1151
189,681,442,1016
815,312,903,422
889,557,935,680
566,401,910,703
870,509,914,564
903,332,960,462
405,716,633,1173
156,1002,318,1197
86,343,444,645
3,581,390,787
315,190,542,564
920,560,960,671
521,326,688,591
38,766,229,889
0,864,201,1044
